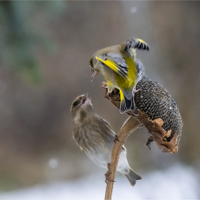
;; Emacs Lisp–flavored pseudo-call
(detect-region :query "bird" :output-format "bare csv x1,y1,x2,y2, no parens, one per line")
89,38,149,114
70,93,142,186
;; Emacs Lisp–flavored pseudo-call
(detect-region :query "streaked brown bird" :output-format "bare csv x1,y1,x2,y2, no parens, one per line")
70,94,141,186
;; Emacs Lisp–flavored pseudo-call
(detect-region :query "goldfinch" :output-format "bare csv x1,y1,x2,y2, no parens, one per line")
89,38,149,114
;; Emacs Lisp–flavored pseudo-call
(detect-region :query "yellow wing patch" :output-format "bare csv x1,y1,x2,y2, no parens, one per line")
96,56,129,79
137,38,147,45
95,56,119,74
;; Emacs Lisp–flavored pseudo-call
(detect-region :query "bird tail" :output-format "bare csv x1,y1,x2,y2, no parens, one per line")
119,89,135,114
124,168,142,186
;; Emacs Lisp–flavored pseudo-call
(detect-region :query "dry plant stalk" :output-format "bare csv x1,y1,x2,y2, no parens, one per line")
105,116,141,200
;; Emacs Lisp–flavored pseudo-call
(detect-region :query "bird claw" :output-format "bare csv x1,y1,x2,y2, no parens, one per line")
101,82,111,99
114,135,120,143
105,171,115,184
132,88,142,95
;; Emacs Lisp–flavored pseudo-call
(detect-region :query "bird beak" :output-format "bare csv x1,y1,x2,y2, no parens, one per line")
82,93,88,104
81,93,92,106
91,69,99,79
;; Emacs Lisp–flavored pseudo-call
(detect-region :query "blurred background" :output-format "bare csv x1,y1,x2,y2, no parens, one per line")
0,1,200,199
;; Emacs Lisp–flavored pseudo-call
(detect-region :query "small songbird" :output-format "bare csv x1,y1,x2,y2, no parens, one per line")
70,93,141,186
89,38,149,114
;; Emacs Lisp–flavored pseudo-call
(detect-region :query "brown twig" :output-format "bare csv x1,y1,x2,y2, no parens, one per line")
104,116,141,200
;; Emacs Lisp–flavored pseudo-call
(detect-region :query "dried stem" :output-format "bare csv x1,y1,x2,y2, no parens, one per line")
104,116,141,200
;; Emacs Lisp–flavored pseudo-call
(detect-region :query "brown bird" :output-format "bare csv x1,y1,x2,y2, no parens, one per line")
70,93,141,186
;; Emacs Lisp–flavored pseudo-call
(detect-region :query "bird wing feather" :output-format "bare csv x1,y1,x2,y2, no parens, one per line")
96,53,129,79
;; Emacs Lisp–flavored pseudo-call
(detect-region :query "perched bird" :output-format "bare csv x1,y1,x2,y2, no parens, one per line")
70,93,142,186
89,38,149,114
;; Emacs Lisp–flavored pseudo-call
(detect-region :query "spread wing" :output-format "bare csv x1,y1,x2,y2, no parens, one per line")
96,53,128,79
124,38,150,52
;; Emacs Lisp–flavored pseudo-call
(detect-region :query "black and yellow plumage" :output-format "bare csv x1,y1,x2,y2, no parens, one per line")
90,38,150,113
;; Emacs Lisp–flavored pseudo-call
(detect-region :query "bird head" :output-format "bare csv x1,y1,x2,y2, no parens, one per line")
70,93,93,122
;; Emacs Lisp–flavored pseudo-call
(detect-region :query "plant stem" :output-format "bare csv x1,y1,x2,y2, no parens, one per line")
104,116,141,200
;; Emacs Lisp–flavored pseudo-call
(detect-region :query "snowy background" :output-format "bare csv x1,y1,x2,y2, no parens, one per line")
0,165,199,200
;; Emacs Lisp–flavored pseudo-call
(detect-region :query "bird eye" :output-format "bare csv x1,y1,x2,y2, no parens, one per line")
73,100,79,107
90,57,98,68
89,58,93,67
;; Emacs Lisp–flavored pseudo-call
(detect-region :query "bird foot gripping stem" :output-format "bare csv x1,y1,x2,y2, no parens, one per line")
101,82,111,99
132,88,142,95
114,135,120,143
105,163,115,184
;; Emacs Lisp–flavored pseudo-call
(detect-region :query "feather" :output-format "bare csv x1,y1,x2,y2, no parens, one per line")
96,53,129,79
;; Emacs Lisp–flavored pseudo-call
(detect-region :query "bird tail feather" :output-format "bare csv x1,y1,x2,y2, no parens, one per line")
120,94,135,114
124,168,142,186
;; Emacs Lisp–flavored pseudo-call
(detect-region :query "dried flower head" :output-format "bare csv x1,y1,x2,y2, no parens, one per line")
103,76,183,153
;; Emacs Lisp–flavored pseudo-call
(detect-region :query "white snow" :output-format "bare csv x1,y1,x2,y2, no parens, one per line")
0,165,199,200
48,158,59,169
